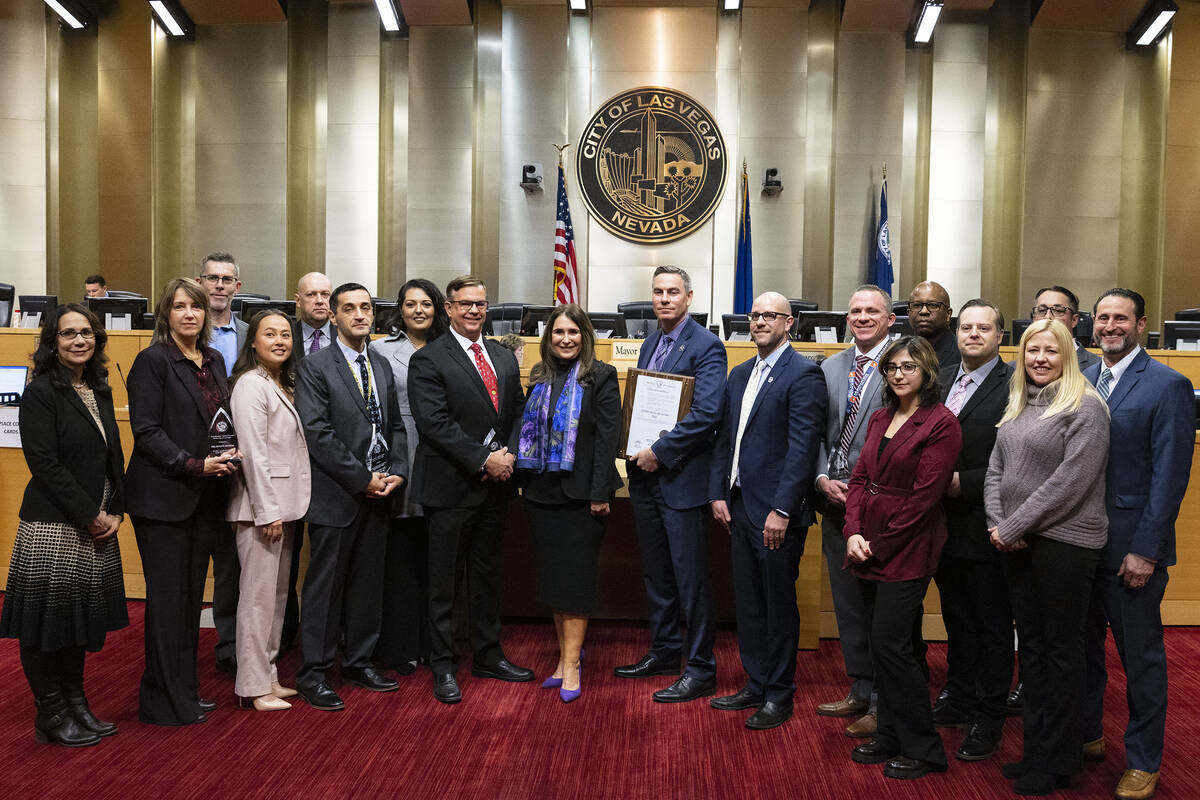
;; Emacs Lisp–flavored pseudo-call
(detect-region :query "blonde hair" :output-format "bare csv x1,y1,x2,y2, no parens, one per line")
998,319,1107,426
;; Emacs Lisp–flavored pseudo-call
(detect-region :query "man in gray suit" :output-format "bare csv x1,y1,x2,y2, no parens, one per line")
814,284,895,738
294,282,408,710
197,251,250,677
1030,285,1101,370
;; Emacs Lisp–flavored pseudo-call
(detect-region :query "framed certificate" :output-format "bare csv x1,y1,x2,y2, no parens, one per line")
619,368,696,458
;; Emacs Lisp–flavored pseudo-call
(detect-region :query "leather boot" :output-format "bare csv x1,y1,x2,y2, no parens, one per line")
34,691,101,747
59,648,117,736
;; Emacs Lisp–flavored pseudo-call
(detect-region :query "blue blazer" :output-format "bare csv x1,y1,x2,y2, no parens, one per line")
1085,349,1194,570
630,316,727,509
708,347,827,529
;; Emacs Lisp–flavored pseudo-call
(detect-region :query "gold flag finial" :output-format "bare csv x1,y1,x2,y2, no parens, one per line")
882,161,888,180
553,142,570,168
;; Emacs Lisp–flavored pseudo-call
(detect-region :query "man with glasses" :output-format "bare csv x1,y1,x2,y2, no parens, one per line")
1031,286,1100,371
814,285,895,737
197,251,249,679
708,292,827,729
408,275,533,704
908,281,959,370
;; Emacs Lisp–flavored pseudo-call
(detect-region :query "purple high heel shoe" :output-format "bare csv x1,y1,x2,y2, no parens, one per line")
541,676,562,689
559,662,582,703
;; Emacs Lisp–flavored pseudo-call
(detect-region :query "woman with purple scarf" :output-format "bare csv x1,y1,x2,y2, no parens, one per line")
516,304,623,703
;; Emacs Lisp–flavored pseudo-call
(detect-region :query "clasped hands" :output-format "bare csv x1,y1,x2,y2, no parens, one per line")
367,472,404,498
482,447,515,482
87,511,122,542
203,448,242,476
988,526,1028,552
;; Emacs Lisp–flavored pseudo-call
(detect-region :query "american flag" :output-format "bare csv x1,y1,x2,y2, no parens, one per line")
553,165,580,305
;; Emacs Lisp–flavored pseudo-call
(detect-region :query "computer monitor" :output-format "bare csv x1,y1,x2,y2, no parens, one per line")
238,300,296,323
86,296,148,330
1175,308,1200,322
586,312,627,339
892,300,910,315
0,365,29,405
18,295,57,328
890,315,911,336
230,293,270,315
793,311,847,343
1162,320,1200,350
0,282,13,327
519,305,556,336
485,302,525,336
1012,318,1033,346
722,314,751,341
625,319,657,339
617,301,656,320
372,299,397,334
688,312,708,328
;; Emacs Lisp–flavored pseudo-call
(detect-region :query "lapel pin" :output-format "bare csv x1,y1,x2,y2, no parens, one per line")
767,376,775,383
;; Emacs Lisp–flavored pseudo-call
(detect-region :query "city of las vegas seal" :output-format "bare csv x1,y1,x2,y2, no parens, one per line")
576,87,727,245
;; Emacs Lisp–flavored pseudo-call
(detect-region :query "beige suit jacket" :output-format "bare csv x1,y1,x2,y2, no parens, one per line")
226,370,312,526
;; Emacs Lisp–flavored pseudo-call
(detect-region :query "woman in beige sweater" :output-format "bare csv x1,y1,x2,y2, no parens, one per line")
984,318,1109,796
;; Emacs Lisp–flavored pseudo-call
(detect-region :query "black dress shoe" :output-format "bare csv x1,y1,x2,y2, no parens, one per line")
471,659,534,682
342,666,399,692
956,722,1001,761
433,673,462,704
710,687,763,711
934,687,952,708
852,738,899,765
393,660,417,676
652,675,716,703
931,700,969,727
1006,683,1024,716
297,681,345,711
883,756,947,780
613,653,682,679
196,698,217,713
215,656,237,678
745,701,792,730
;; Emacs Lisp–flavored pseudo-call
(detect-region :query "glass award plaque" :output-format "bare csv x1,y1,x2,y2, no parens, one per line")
208,405,238,457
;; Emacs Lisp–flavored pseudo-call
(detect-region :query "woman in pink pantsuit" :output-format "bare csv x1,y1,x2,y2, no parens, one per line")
226,312,311,711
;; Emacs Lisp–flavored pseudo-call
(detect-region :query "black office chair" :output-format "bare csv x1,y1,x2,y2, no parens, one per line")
1075,311,1094,347
0,282,14,327
230,292,270,314
106,290,146,299
1175,308,1200,322
789,299,819,314
892,300,909,315
617,301,656,319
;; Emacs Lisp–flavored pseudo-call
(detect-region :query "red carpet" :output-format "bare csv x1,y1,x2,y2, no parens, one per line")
1,601,1197,799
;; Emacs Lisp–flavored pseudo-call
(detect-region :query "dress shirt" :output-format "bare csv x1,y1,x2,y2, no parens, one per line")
450,326,497,378
301,320,332,354
1102,344,1142,392
210,316,239,377
336,336,381,404
948,355,1000,412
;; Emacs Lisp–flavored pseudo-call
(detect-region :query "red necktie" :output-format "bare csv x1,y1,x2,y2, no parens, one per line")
470,342,500,412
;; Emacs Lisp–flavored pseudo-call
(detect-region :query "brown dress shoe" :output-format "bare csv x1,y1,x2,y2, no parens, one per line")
844,712,878,738
816,694,870,717
1115,769,1159,800
1082,737,1106,762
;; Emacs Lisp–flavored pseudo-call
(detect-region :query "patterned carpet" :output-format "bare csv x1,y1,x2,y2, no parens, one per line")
0,601,1196,799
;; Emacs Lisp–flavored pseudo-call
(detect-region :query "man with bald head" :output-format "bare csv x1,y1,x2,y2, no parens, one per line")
293,272,334,356
708,292,827,729
909,281,959,370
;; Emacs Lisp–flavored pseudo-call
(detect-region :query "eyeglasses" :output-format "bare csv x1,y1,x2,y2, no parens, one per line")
450,300,488,311
909,301,947,313
882,362,920,375
748,311,786,322
200,275,238,286
1031,304,1073,319
58,329,96,341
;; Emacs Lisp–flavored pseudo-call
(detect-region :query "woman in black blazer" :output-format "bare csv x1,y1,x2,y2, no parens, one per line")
1,304,127,748
514,304,623,703
125,278,240,726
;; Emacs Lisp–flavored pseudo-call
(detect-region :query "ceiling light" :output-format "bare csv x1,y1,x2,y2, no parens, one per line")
44,0,93,30
149,0,194,40
911,1,943,45
569,0,587,12
723,0,742,12
375,0,401,31
1128,0,1178,48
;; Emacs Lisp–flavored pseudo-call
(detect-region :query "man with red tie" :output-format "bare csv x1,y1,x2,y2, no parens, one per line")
408,275,534,704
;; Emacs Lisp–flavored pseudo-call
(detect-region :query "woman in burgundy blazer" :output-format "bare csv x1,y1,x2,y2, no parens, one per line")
842,335,962,781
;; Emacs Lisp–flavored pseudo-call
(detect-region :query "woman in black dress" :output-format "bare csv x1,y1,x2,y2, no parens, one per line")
515,304,623,703
125,277,240,726
1,304,127,747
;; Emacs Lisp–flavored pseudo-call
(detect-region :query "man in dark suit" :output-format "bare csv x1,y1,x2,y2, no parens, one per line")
281,271,334,651
909,281,959,371
814,284,894,737
1031,285,1100,370
614,265,727,703
1083,288,1194,800
407,275,533,704
932,299,1013,761
708,292,827,729
197,251,250,678
294,282,408,710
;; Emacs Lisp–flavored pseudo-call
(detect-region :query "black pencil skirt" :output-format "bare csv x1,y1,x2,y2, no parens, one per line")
525,500,605,614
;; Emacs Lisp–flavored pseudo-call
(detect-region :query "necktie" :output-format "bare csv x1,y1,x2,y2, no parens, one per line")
1096,367,1113,401
357,354,387,469
470,342,500,412
946,373,972,416
730,361,765,488
310,328,322,355
651,335,675,372
837,354,872,460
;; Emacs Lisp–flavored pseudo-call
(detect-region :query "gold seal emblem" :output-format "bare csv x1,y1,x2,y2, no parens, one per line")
576,87,728,245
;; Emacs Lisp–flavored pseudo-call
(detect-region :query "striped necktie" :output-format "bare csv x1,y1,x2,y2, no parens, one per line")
837,354,871,458
1096,367,1113,401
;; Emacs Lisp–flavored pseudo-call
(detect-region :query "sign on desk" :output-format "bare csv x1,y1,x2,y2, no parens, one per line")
0,407,20,448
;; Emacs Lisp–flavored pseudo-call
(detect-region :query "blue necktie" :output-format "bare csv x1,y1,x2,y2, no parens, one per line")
651,335,675,372
1096,367,1113,402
